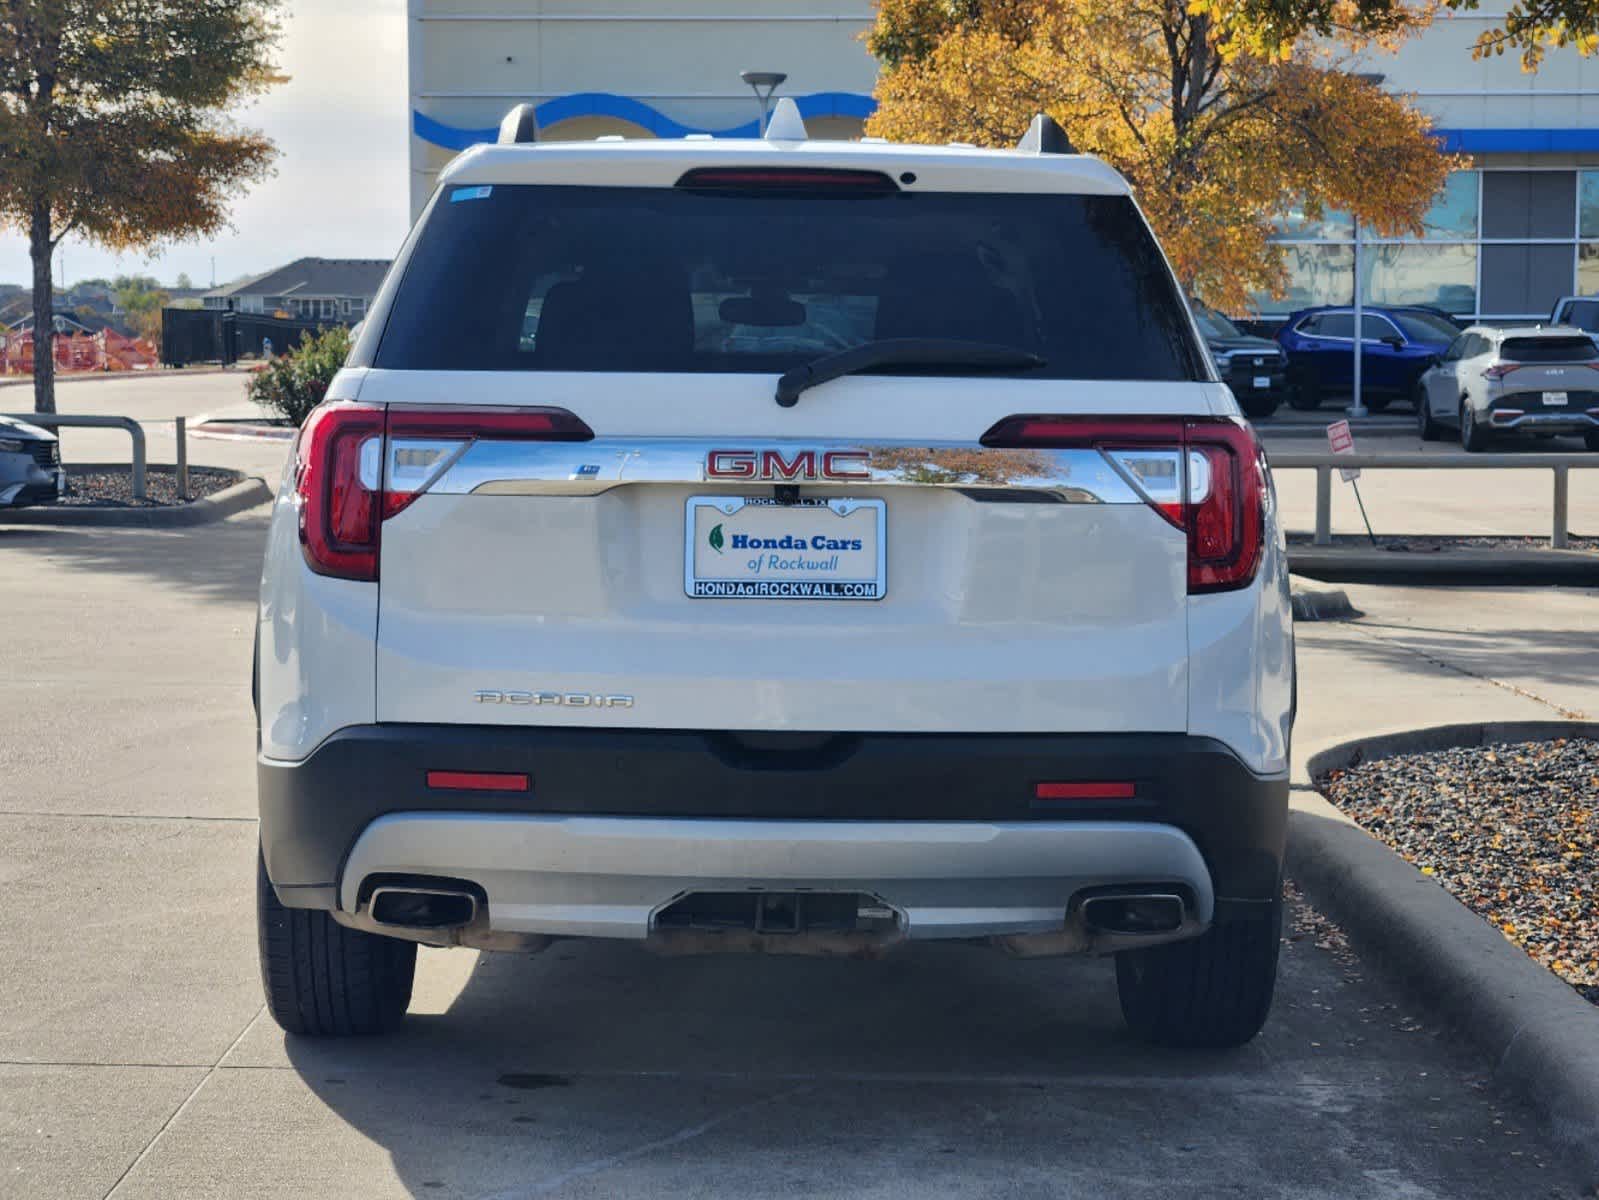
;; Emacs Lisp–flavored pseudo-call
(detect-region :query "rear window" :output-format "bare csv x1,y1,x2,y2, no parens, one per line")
1501,335,1598,362
1560,300,1599,331
374,183,1203,380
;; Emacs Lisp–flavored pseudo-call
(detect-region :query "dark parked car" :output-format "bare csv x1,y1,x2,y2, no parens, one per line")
0,414,64,507
1276,305,1460,411
1192,303,1286,418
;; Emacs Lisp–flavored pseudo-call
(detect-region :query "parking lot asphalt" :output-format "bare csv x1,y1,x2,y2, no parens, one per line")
2,512,1595,1199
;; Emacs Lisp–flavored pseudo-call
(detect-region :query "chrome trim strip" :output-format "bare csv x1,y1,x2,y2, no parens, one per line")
428,439,1144,503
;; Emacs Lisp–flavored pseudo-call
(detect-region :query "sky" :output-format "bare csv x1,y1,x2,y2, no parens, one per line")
0,0,411,290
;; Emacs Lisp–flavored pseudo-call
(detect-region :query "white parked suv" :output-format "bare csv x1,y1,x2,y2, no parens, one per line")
1415,323,1599,451
254,105,1295,1048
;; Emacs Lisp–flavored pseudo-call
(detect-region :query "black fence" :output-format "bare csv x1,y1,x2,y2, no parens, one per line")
161,309,339,367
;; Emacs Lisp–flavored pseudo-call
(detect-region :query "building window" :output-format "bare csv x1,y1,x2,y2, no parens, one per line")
1259,169,1581,322
1363,244,1477,314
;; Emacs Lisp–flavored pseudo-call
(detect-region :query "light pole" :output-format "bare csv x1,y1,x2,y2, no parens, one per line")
1349,216,1368,418
740,71,787,136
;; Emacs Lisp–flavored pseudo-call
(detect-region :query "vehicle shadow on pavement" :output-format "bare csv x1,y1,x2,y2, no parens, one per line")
0,512,268,609
266,929,1585,1199
1297,618,1599,704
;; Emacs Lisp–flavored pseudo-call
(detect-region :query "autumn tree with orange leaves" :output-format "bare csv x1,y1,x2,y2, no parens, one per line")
867,0,1464,312
1,1,284,413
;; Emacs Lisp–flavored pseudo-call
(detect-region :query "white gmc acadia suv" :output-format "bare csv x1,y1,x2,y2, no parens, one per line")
255,104,1295,1048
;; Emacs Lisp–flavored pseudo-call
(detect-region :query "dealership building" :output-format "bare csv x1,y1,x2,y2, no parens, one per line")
409,2,1599,321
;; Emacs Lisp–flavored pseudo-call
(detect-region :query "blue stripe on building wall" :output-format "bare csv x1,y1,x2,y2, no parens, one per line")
414,104,1599,157
1433,128,1599,153
413,92,879,150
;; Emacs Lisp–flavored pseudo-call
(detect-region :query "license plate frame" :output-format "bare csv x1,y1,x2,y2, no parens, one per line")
685,495,886,601
1543,390,1569,406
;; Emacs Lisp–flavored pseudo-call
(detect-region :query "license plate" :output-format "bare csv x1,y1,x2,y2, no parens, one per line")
1252,375,1271,390
686,496,886,600
1543,391,1569,406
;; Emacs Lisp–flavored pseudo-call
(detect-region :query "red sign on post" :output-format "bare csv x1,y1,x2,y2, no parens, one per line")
1327,419,1360,482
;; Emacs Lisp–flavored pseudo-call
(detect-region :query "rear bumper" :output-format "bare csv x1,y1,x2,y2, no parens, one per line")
1488,405,1599,434
259,726,1288,922
338,812,1215,940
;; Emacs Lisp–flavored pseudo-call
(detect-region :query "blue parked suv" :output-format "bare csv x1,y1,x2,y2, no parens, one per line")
1277,305,1460,411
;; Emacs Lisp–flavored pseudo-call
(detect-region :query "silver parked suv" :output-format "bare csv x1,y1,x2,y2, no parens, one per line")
0,415,64,507
1416,324,1599,451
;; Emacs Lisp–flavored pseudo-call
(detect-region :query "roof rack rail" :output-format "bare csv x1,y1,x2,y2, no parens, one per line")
1017,113,1075,155
497,104,539,145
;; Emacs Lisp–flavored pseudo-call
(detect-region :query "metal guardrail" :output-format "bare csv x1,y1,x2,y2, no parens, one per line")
1269,451,1597,549
5,413,147,500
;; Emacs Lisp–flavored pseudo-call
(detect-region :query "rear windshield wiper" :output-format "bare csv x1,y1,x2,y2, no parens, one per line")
775,338,1046,407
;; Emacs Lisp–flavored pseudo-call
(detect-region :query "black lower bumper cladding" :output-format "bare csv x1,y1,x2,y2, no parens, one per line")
260,726,1287,908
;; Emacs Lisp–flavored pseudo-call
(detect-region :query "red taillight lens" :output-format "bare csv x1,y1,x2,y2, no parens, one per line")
296,402,385,582
1185,422,1266,594
295,403,594,582
979,414,1266,594
1482,363,1517,380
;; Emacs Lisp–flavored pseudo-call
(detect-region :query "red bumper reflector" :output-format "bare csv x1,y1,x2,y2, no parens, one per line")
1035,781,1136,801
427,770,530,793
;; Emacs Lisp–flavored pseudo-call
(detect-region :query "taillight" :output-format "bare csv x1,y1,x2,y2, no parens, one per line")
980,414,1266,594
1482,363,1518,380
295,402,385,582
294,403,594,582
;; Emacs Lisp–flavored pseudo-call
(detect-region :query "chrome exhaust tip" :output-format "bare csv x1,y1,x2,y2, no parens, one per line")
1080,892,1186,936
368,886,478,931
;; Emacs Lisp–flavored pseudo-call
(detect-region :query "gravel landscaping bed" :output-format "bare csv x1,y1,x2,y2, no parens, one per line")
1288,533,1597,553
57,466,240,507
1318,738,1599,1006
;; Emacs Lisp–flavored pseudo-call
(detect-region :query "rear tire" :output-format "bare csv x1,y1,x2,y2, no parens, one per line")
1585,430,1599,452
1116,889,1283,1049
1364,395,1392,413
257,849,416,1036
1287,369,1322,411
1460,401,1489,453
1239,392,1281,419
1416,386,1442,441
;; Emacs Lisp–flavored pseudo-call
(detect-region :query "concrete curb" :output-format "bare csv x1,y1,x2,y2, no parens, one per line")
1289,581,1361,621
190,415,295,442
1291,721,1599,1177
0,473,271,528
0,366,233,389
1288,545,1599,585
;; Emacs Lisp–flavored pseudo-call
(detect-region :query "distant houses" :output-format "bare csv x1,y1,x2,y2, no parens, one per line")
202,258,390,322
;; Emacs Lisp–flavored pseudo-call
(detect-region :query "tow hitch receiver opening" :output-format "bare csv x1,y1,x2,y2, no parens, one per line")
654,891,904,936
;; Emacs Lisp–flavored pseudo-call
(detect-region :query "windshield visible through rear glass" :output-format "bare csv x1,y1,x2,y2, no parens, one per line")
1502,336,1598,363
1392,312,1458,342
374,183,1203,380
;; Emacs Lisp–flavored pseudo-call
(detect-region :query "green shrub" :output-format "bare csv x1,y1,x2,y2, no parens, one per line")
246,326,352,427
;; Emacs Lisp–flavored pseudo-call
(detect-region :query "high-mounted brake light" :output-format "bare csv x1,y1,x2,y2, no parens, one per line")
294,404,594,582
980,414,1267,594
674,167,899,193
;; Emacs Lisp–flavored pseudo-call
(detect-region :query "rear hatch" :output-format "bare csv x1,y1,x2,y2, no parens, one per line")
1494,335,1599,411
328,163,1244,734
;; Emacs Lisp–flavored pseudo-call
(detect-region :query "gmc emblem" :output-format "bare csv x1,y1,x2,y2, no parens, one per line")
705,449,871,481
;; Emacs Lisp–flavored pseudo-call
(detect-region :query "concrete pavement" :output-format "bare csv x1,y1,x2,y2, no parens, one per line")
3,510,1597,1197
